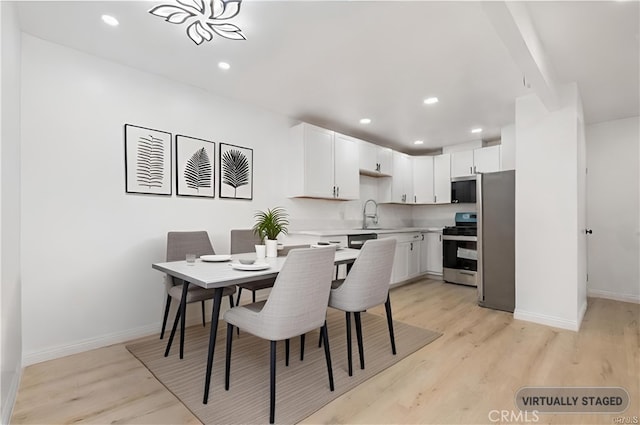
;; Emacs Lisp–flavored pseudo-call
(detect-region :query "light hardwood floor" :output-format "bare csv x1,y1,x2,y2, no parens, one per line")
11,279,639,424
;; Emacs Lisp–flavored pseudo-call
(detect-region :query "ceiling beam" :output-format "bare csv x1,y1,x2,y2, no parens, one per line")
483,1,560,111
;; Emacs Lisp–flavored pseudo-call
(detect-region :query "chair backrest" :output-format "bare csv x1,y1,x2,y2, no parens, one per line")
230,229,261,255
166,231,215,262
330,238,397,311
256,246,336,341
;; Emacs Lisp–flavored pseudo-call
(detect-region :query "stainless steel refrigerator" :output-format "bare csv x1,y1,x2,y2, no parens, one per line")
477,170,515,312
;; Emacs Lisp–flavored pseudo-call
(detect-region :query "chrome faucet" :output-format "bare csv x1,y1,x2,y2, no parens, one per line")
362,199,379,229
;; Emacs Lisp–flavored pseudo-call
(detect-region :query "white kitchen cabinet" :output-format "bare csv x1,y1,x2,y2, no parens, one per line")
433,153,451,204
379,151,413,203
419,231,443,275
288,123,359,200
387,232,421,284
451,146,501,177
359,140,393,177
413,154,451,204
473,145,501,174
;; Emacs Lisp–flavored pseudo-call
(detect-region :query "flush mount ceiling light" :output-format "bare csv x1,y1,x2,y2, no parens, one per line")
101,14,119,26
149,0,245,46
471,128,483,134
218,61,230,70
414,140,424,145
359,118,372,124
423,97,439,105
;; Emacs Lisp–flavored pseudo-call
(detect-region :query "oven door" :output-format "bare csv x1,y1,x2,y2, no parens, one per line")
442,235,478,286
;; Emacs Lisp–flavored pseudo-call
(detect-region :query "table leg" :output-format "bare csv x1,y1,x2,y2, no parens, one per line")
179,281,189,359
203,287,223,404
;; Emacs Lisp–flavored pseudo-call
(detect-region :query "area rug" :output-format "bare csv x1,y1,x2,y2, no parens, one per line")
126,309,441,424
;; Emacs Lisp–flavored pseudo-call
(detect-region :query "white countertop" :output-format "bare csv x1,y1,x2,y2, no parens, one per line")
290,227,444,237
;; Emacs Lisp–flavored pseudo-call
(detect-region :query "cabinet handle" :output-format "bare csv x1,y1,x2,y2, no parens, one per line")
336,186,340,198
439,234,442,242
434,195,437,203
473,165,477,174
332,186,336,197
422,234,425,241
414,195,417,203
470,166,472,174
410,242,413,251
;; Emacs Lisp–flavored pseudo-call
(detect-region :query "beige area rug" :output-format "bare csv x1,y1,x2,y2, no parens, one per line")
126,309,441,424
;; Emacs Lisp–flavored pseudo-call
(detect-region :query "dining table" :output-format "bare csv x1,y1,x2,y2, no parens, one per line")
152,246,360,404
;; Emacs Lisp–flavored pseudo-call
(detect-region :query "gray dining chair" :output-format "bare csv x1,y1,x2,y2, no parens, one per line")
230,229,276,305
160,231,236,341
223,246,337,424
327,237,397,376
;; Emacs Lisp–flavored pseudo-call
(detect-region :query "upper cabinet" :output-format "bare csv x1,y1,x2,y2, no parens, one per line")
358,140,393,177
412,154,451,204
287,123,360,200
450,145,501,177
379,151,413,203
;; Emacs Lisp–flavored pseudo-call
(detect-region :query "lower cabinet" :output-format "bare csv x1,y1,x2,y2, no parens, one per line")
419,231,443,275
388,233,421,284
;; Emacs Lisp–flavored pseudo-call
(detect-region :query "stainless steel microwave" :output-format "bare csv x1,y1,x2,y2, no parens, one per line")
451,176,476,203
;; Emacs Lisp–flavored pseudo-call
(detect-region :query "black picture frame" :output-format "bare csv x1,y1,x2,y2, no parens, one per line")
219,142,253,200
124,124,172,195
175,135,215,198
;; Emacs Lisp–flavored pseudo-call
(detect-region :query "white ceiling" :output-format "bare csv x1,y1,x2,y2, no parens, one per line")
15,1,640,153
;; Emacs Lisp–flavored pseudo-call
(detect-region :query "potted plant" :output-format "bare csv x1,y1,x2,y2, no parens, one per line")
253,207,289,258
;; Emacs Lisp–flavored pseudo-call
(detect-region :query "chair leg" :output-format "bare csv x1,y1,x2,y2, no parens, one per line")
285,339,290,367
236,287,243,306
201,300,206,327
228,294,235,308
354,311,365,370
270,340,277,424
252,290,256,303
384,294,397,355
345,312,353,376
160,296,172,339
225,324,233,390
300,334,305,361
318,330,323,348
321,322,335,391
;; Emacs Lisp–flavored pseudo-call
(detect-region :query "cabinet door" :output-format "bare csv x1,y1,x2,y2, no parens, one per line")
419,234,429,274
473,145,501,174
358,140,378,173
407,240,420,278
334,134,360,200
413,156,435,204
425,232,443,275
377,147,393,176
391,241,410,284
391,152,410,203
433,153,451,204
303,125,334,198
450,150,474,178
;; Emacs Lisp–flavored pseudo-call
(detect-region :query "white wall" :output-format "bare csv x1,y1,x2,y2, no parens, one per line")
500,124,516,171
19,36,413,364
1,1,23,423
585,116,640,303
514,83,587,331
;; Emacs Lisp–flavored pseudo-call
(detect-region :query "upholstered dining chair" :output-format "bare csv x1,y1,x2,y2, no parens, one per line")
160,231,236,340
327,237,397,376
223,246,337,424
230,229,277,305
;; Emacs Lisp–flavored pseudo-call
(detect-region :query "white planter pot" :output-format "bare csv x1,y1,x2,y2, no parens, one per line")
265,239,278,258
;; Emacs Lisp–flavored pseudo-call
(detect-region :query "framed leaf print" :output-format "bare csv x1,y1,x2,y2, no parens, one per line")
176,135,215,198
125,124,172,195
219,142,253,200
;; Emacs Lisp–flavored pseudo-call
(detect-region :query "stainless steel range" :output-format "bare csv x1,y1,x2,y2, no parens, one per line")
442,212,477,286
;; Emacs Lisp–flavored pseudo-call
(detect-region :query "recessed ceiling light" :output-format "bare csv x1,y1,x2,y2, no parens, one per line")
218,62,230,70
471,128,483,134
414,140,424,145
423,97,439,105
101,14,119,27
359,118,371,125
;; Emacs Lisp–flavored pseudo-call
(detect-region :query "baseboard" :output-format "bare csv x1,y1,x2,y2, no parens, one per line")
513,308,580,332
1,364,22,425
577,298,588,331
22,322,161,366
588,288,640,304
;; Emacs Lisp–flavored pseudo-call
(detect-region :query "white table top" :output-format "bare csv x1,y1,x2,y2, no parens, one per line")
152,248,360,289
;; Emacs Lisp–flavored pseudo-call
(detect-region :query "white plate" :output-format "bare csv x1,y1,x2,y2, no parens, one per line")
311,244,343,250
201,254,231,262
230,262,270,271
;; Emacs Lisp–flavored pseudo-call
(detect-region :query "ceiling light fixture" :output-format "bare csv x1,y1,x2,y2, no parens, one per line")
423,97,439,105
149,0,246,46
218,62,231,70
414,140,424,145
471,128,483,134
359,118,371,125
101,14,119,27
